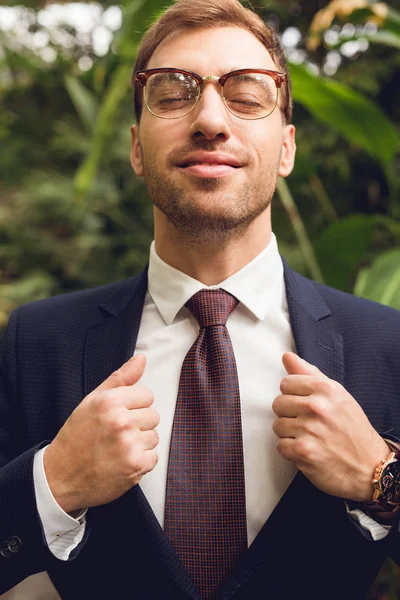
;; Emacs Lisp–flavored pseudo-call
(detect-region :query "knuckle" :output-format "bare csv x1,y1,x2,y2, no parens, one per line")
280,377,288,392
316,378,336,396
130,449,143,469
124,448,142,475
118,431,138,456
127,413,140,430
301,417,318,437
308,396,331,419
111,414,131,434
94,391,114,414
295,438,316,462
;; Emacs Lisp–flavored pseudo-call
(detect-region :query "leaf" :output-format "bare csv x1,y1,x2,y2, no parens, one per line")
354,249,400,309
73,64,132,199
74,0,172,200
276,178,324,283
64,75,98,132
314,215,378,290
322,29,400,50
366,30,400,48
289,62,400,167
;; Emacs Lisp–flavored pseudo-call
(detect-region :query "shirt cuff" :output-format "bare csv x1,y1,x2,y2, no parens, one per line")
345,501,391,541
33,446,87,560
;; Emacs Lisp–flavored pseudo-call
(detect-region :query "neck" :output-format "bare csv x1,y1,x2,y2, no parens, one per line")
154,209,272,285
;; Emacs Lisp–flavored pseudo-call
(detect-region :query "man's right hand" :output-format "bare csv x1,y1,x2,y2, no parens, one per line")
43,354,159,515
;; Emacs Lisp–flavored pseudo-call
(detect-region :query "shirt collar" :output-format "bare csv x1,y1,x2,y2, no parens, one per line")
148,233,284,325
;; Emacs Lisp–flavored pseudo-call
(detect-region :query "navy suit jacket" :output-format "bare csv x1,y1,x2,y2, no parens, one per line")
1,262,400,599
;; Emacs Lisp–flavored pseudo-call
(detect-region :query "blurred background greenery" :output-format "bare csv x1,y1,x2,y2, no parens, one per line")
0,0,399,596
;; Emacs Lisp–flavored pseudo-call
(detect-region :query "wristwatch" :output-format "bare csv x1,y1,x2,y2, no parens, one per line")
371,442,400,508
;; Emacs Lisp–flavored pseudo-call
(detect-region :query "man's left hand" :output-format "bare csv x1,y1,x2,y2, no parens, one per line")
272,352,390,502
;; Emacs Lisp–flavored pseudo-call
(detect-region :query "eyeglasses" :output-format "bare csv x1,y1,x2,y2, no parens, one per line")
135,68,288,121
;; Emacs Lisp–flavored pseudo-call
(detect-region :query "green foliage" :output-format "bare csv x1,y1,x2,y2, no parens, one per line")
314,215,378,290
290,62,400,168
355,248,400,309
64,75,98,131
74,0,170,199
308,0,400,52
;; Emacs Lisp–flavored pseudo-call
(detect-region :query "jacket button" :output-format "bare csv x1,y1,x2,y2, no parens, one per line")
0,542,11,558
8,537,22,553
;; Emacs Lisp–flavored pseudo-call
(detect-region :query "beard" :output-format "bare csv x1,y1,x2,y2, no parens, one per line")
142,143,280,248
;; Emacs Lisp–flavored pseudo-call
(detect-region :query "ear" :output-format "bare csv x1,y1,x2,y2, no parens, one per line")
278,124,296,178
130,125,144,177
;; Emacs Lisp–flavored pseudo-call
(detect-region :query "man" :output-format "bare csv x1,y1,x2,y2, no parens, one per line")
1,1,400,598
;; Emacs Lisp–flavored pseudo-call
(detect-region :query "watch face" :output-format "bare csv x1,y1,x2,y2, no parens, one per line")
381,461,400,502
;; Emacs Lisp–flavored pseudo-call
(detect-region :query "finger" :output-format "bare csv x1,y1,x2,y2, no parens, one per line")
272,393,310,417
140,429,159,451
99,383,154,410
96,354,146,393
272,416,298,438
142,448,159,473
282,352,321,377
276,437,297,462
280,374,321,396
130,407,160,431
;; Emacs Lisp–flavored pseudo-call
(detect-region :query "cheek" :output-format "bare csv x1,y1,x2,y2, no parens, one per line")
235,121,283,168
256,136,282,169
140,123,180,167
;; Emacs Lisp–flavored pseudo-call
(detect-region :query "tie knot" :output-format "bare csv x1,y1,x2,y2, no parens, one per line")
185,289,239,328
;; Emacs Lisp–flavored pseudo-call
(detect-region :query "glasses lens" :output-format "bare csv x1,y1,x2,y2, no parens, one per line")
223,72,278,119
145,72,199,118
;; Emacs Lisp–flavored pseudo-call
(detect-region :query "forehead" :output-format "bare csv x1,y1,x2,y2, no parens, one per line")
146,26,278,75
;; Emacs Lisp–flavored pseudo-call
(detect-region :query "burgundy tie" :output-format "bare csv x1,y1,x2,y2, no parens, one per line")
164,289,247,599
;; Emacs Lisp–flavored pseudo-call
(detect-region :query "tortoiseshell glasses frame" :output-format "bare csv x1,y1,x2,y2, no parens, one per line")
135,68,288,120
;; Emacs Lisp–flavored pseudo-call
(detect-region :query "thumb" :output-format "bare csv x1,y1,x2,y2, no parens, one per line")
282,352,320,376
96,354,146,392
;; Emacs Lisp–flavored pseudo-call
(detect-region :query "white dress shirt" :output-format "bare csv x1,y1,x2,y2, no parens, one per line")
33,233,389,566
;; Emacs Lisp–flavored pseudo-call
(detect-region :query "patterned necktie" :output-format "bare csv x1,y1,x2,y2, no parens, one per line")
164,289,247,599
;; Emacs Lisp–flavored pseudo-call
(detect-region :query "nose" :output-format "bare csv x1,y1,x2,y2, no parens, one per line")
188,83,232,141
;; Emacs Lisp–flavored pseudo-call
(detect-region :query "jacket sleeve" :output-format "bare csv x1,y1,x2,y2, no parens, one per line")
0,309,90,594
0,310,51,592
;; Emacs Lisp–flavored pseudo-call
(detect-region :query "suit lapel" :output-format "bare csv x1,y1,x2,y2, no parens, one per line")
126,485,201,599
83,267,148,396
219,262,345,598
283,260,344,384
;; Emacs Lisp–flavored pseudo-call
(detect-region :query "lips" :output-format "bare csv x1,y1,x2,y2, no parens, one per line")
176,152,242,169
183,161,239,168
180,164,238,178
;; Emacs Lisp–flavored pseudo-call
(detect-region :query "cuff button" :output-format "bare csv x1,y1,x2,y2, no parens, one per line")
8,537,22,553
0,542,11,558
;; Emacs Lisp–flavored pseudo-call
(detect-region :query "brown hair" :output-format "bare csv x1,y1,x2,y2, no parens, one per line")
131,0,292,123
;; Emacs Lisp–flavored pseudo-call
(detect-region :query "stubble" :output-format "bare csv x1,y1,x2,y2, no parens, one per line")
142,143,280,249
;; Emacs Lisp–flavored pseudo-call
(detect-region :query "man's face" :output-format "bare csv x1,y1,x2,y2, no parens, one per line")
131,26,296,242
